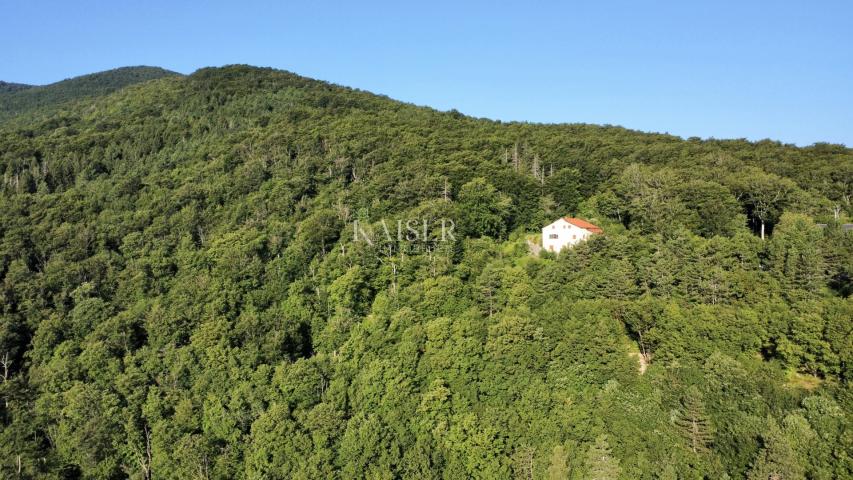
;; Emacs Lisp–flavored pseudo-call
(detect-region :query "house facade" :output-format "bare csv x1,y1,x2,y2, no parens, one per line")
542,217,603,252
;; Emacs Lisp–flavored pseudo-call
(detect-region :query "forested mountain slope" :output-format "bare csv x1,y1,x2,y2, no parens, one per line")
0,66,180,122
0,82,34,94
0,65,851,479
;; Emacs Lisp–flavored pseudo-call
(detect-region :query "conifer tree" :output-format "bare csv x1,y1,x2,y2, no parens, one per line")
767,213,825,297
582,435,622,480
674,387,714,454
547,444,570,480
747,417,804,480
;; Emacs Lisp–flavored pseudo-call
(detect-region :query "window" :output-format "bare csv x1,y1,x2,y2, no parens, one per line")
572,234,576,239
549,234,558,239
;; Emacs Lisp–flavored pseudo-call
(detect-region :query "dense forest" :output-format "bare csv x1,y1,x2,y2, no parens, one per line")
0,82,34,95
0,65,850,479
0,66,179,123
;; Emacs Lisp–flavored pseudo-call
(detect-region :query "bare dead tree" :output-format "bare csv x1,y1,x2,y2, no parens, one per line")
512,143,520,172
196,454,210,480
514,445,535,480
334,198,351,222
1,352,10,383
531,154,541,181
133,425,153,480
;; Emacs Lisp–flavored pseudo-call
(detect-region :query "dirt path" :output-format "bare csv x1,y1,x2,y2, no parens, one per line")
629,352,649,374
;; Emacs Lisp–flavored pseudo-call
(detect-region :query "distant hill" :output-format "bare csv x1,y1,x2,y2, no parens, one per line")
0,81,34,94
0,66,180,120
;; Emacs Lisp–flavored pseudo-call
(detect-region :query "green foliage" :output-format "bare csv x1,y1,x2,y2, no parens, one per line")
457,177,513,238
546,167,584,213
673,386,715,455
767,213,826,297
746,417,805,480
0,81,33,94
580,435,622,480
546,444,571,479
0,65,849,479
0,66,179,122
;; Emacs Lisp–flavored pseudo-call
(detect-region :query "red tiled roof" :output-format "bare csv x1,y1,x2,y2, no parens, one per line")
563,217,603,234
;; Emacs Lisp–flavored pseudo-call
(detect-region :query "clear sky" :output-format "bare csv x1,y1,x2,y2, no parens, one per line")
3,1,852,146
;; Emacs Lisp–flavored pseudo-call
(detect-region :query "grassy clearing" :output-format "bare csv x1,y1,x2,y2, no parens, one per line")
785,371,823,390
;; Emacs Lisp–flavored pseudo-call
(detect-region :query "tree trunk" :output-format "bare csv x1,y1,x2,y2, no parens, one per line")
760,220,765,240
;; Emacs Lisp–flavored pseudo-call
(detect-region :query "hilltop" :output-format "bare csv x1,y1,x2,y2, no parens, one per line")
0,65,850,479
0,81,34,94
0,65,180,121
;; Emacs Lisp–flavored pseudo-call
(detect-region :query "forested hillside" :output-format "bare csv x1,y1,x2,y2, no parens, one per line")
0,66,180,122
0,82,34,95
0,65,850,479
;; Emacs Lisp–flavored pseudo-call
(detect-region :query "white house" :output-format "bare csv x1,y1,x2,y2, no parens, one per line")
542,217,603,252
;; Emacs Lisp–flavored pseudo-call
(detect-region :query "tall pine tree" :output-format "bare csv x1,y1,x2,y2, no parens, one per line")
582,435,622,480
674,387,714,454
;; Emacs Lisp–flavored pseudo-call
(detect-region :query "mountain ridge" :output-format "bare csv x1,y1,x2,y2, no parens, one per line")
0,65,181,121
0,80,34,94
4,64,850,149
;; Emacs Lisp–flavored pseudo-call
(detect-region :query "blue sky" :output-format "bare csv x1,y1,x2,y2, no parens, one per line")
3,1,852,146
